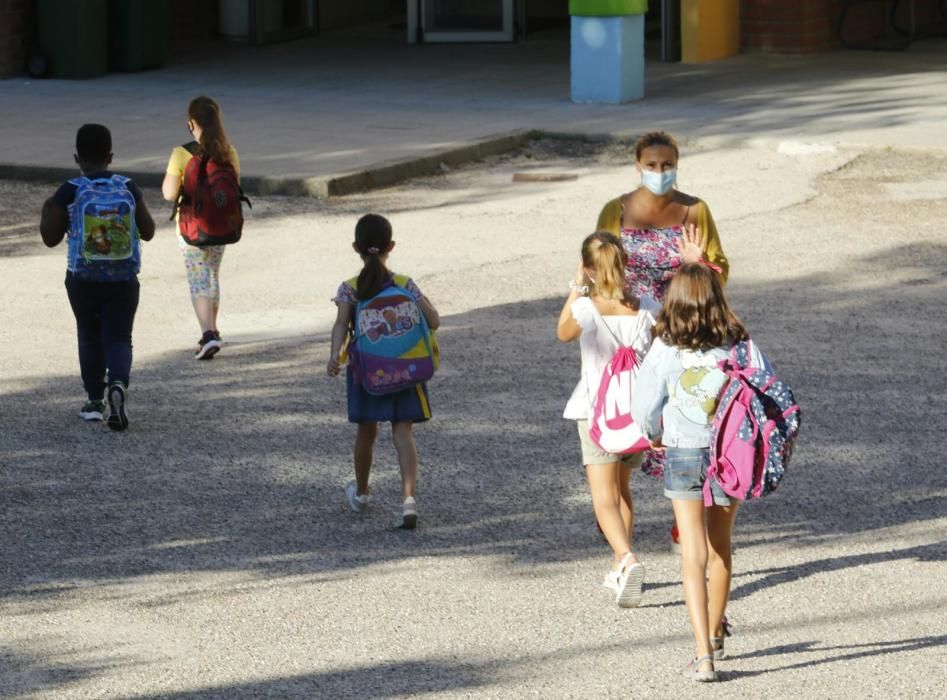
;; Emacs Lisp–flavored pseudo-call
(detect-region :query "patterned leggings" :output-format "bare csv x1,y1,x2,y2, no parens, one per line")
179,237,225,303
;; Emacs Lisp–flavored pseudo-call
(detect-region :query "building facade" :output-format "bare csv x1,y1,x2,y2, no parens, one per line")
0,0,941,78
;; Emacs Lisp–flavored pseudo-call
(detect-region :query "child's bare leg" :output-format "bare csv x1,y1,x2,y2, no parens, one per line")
707,503,739,638
192,296,216,334
391,421,417,499
672,499,713,664
618,462,635,548
354,422,378,495
587,462,634,564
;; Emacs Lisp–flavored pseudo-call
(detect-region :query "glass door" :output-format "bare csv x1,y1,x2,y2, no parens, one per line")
408,0,515,43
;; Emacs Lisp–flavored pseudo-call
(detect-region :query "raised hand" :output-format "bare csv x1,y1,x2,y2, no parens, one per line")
678,222,706,264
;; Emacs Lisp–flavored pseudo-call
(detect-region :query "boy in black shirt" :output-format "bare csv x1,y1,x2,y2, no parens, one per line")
40,124,155,430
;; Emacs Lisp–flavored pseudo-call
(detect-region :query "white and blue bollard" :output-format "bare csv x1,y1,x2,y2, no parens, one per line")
570,1,646,104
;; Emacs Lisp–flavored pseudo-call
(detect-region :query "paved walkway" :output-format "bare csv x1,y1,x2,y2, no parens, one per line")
2,25,947,187
3,23,947,700
3,138,947,698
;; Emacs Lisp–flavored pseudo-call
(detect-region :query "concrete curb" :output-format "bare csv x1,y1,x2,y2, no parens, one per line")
252,128,543,197
0,128,545,199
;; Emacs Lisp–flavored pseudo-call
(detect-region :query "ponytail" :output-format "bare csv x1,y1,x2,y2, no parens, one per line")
188,96,232,166
581,231,628,302
353,214,394,300
356,255,390,301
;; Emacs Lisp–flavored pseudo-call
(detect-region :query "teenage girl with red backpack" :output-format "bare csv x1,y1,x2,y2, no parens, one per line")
631,263,771,682
161,96,241,360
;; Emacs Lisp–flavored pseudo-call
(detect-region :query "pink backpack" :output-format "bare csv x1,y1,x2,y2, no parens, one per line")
706,340,801,506
589,320,651,455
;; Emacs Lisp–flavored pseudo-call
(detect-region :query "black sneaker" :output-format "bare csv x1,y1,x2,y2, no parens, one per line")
106,383,128,431
197,331,222,345
195,331,221,360
79,400,106,421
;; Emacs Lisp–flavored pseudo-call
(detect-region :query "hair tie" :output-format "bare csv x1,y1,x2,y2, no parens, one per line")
367,246,380,255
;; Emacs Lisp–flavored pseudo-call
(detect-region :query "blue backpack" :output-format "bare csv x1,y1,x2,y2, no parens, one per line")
67,175,140,282
349,275,437,396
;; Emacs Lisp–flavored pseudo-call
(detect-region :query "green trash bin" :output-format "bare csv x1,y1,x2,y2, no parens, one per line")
108,0,169,72
36,0,108,79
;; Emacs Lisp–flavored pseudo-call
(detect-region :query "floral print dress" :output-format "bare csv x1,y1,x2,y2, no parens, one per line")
620,224,685,304
621,224,685,478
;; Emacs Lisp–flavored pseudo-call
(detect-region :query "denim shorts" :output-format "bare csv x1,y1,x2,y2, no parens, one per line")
663,447,731,506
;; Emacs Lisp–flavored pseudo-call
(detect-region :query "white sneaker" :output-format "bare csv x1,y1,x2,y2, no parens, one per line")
603,569,620,592
615,554,645,608
400,496,418,529
344,480,370,513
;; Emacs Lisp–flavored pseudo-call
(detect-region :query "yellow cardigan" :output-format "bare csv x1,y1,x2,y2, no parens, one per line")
596,196,729,284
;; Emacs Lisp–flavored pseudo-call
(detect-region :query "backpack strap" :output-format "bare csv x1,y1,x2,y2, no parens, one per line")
599,315,624,348
589,300,632,351
169,143,204,221
728,339,754,369
594,307,642,371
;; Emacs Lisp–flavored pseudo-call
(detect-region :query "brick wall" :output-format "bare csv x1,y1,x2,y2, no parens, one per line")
741,0,834,53
0,0,32,77
742,0,941,53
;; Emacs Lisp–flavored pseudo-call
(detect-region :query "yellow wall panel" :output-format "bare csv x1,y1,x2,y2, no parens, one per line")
681,0,741,63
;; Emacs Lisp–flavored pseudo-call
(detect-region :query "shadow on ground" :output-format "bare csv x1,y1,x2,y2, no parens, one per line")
2,238,946,695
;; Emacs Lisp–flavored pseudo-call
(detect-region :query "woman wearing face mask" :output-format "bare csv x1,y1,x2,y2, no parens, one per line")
595,130,729,553
597,131,728,303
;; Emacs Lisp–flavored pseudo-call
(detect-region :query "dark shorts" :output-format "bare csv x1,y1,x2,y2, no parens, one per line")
663,447,731,507
346,368,431,424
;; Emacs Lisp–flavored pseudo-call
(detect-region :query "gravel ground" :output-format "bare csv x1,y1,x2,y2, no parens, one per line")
1,140,946,698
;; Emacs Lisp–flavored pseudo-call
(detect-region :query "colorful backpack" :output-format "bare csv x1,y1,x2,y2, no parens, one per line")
174,141,251,247
706,340,801,506
349,275,437,396
589,318,651,455
67,175,140,282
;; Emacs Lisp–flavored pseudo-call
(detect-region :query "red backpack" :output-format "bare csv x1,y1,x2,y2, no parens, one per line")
174,142,251,247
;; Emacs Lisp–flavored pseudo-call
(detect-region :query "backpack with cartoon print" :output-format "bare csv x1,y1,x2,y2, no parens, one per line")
67,175,140,281
349,275,437,396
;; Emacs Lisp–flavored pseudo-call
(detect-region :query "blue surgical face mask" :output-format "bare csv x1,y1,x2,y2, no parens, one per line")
640,168,677,196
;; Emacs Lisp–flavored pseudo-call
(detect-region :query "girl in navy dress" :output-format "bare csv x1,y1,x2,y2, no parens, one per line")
327,214,440,529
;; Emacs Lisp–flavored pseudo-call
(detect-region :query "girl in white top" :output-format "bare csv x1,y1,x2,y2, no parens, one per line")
557,232,660,608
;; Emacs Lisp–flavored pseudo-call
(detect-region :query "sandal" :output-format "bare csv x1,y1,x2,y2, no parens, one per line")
683,654,717,682
615,552,645,609
710,616,733,660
